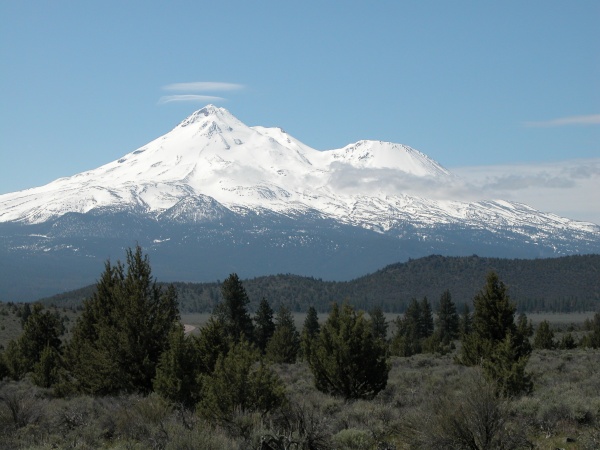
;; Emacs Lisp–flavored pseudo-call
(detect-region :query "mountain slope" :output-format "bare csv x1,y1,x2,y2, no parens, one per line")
0,105,599,301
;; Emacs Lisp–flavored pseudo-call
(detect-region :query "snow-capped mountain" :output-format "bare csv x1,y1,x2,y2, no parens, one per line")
1,105,599,301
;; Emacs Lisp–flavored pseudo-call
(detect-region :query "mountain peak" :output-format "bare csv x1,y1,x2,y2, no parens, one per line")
178,104,229,127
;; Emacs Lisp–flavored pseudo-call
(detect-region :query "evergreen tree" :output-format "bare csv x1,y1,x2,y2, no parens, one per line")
66,246,179,395
198,340,286,424
19,303,64,374
419,297,434,339
559,332,577,350
214,273,254,343
254,298,275,353
390,312,421,357
265,306,300,364
153,324,201,407
300,306,320,360
32,344,61,388
436,290,459,345
533,320,555,350
308,303,389,400
580,312,600,348
369,306,388,342
4,303,64,384
459,303,472,336
192,316,231,374
459,272,532,396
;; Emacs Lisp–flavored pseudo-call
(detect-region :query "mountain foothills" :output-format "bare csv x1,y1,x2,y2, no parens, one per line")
41,254,600,314
1,105,599,301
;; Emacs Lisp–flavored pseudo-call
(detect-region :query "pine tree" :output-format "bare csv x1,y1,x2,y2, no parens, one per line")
198,340,286,423
4,303,64,384
533,320,555,350
459,303,472,336
265,306,300,364
301,306,320,360
32,344,61,388
436,290,459,345
419,297,434,339
580,312,600,348
390,299,423,356
66,246,179,395
254,298,275,353
369,306,388,342
19,304,64,373
192,316,231,376
214,273,254,343
153,324,201,407
458,272,532,396
308,303,389,400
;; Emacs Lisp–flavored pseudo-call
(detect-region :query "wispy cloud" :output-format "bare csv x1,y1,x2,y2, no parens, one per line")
524,114,600,127
158,94,225,104
163,82,244,92
158,81,244,105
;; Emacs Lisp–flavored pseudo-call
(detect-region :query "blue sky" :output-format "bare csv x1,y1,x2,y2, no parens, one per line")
1,1,599,223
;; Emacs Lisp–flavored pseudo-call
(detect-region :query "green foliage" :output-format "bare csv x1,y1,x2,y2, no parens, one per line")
436,290,459,345
1,303,64,384
308,303,389,400
192,316,231,374
43,254,600,314
254,298,275,353
580,312,600,348
265,306,300,364
459,272,532,397
558,332,577,349
459,302,472,336
66,246,180,395
153,324,201,407
214,273,255,343
390,297,434,357
300,306,320,360
369,305,388,342
198,340,286,423
32,344,61,388
533,320,555,350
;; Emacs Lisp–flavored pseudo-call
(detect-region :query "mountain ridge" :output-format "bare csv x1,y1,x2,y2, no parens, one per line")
38,254,600,314
0,105,599,301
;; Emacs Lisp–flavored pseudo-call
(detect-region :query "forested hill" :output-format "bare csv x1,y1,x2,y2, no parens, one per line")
38,254,600,313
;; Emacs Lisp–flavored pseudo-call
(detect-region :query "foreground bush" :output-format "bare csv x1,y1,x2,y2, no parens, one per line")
308,303,390,400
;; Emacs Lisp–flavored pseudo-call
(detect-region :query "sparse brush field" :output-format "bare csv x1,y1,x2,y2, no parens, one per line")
0,306,598,449
0,348,599,449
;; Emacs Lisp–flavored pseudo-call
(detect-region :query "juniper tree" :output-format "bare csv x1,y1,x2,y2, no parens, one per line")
390,298,431,356
254,297,275,353
580,312,600,348
66,246,179,395
459,272,532,396
266,306,300,364
436,290,459,345
3,303,64,384
419,297,434,339
214,273,254,343
153,324,201,407
301,306,320,360
308,303,389,400
198,340,286,424
369,305,388,342
533,320,555,350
